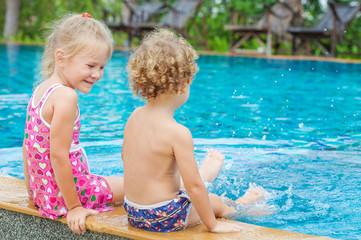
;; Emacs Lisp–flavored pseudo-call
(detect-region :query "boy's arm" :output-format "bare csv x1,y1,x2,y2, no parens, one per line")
173,126,217,230
22,139,32,198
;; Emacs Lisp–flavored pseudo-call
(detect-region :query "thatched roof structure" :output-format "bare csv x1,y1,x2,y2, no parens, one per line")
257,0,303,39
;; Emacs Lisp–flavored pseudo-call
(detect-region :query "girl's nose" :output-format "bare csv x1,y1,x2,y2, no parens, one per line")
91,69,102,79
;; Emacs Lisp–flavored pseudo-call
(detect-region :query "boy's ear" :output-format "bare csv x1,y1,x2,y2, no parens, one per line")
55,49,65,67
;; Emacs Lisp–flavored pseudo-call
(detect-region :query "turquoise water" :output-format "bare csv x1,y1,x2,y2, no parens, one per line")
1,44,361,239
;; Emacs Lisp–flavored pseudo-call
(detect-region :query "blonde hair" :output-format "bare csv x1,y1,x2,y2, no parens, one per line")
127,28,198,100
41,13,113,80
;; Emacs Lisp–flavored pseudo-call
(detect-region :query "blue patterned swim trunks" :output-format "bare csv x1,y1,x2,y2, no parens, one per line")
124,190,193,232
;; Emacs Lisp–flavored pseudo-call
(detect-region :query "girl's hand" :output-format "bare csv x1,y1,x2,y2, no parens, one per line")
27,190,33,200
67,206,98,234
209,220,243,233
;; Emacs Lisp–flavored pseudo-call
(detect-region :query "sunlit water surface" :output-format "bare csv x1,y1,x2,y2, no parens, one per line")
1,44,361,239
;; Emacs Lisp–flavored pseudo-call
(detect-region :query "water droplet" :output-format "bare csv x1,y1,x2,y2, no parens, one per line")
299,123,304,128
225,163,232,170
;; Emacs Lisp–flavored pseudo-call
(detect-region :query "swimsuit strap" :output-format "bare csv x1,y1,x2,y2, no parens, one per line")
30,83,67,127
31,83,65,109
40,83,80,123
39,83,65,107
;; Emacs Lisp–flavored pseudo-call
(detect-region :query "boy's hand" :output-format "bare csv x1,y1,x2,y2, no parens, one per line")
67,206,98,234
209,220,243,233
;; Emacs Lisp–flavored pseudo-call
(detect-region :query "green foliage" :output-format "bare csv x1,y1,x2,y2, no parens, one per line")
17,1,56,42
0,0,6,37
1,0,360,59
3,0,106,43
113,31,129,46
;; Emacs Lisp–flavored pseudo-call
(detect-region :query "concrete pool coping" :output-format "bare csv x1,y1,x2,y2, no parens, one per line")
0,174,334,240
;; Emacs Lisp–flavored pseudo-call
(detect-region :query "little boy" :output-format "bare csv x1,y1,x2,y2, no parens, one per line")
122,28,260,233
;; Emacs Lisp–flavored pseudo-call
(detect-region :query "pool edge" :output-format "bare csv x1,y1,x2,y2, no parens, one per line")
0,174,334,240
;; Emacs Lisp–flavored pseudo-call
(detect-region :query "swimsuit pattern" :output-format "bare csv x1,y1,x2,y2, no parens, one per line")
124,190,192,232
24,84,113,219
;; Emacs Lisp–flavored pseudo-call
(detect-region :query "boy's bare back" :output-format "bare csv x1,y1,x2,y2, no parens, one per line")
122,105,187,205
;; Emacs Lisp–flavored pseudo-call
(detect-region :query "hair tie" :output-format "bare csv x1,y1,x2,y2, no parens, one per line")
82,13,92,18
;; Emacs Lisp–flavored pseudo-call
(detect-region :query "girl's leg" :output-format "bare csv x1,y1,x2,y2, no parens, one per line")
103,176,124,203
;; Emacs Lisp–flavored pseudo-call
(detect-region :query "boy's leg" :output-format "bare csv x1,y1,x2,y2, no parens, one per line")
180,149,224,188
209,193,236,217
103,176,124,203
236,183,265,205
198,149,225,182
187,193,236,228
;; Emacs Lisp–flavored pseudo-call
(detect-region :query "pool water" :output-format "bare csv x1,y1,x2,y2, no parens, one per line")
1,44,361,239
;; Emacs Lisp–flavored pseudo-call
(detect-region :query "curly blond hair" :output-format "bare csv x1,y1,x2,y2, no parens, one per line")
127,28,199,100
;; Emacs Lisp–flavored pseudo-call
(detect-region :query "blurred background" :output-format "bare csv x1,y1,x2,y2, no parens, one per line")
1,0,361,58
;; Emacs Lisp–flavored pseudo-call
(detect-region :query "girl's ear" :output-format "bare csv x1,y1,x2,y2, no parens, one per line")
55,49,65,67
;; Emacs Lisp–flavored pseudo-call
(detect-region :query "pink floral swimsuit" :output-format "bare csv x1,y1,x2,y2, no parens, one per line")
24,84,113,219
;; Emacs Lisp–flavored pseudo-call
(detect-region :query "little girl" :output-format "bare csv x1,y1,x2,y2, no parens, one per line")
22,13,124,234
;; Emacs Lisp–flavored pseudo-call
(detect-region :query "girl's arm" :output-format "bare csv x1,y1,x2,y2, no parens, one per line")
50,88,97,234
50,89,82,210
22,139,32,199
173,125,218,230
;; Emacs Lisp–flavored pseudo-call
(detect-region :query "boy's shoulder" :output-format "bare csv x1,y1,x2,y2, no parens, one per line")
169,121,192,140
128,106,192,139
